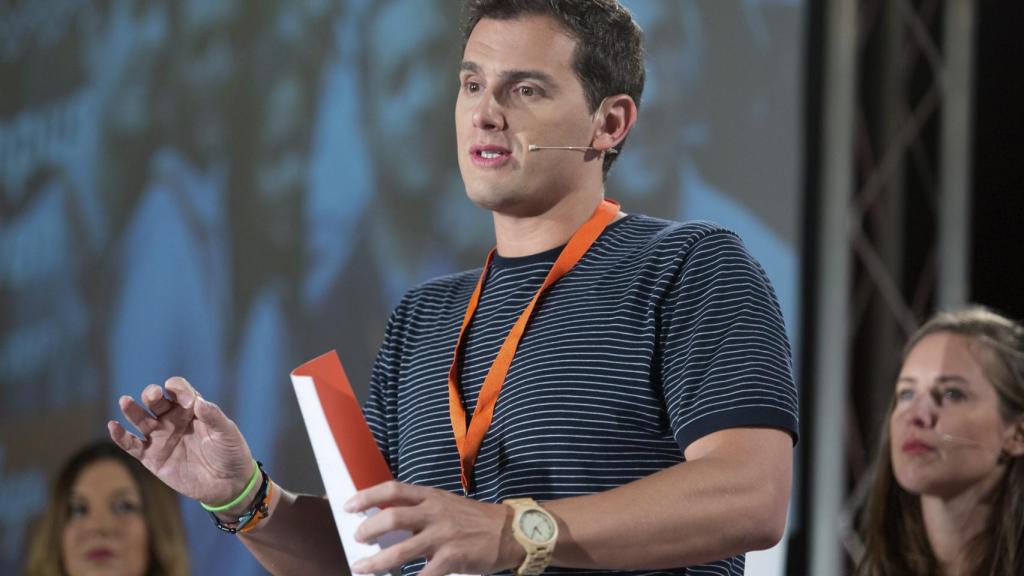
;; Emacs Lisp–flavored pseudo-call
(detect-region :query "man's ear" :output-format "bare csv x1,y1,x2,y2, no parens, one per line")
591,94,638,153
1006,419,1024,458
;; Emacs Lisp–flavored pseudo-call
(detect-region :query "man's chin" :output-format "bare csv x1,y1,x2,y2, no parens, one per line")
465,185,513,212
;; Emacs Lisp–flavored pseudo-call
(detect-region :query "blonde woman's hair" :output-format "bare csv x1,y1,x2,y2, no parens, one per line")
24,440,189,576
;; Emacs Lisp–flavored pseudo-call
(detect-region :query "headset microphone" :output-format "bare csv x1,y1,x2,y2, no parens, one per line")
528,144,618,155
940,433,980,447
937,433,1004,461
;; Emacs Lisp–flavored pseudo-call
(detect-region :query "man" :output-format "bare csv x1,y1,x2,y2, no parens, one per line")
110,1,798,575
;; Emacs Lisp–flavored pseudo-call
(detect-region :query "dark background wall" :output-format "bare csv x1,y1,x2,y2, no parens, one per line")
972,0,1024,321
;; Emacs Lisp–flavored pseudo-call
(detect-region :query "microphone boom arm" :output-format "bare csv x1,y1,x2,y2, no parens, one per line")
528,144,618,155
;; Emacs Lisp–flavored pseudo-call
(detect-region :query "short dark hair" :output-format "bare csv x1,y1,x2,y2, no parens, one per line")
461,0,645,176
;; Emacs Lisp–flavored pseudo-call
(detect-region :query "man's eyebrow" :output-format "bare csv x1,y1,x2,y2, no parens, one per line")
502,69,557,86
458,62,558,87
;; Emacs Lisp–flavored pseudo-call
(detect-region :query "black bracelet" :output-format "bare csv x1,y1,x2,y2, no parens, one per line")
208,461,270,534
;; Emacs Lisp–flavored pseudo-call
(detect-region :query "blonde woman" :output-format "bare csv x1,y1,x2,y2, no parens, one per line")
25,440,189,576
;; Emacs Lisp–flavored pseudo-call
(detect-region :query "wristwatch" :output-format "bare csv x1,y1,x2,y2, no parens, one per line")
504,497,558,576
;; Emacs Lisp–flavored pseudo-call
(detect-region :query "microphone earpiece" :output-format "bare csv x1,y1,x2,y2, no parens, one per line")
940,433,976,446
938,433,1003,458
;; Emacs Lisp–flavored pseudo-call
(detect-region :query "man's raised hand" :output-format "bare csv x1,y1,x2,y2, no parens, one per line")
108,376,255,510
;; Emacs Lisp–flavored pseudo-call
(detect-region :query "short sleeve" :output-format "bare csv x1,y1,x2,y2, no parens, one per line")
658,230,799,452
362,305,404,477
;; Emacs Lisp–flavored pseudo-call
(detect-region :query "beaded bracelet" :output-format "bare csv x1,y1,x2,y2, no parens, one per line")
238,480,273,535
205,461,273,534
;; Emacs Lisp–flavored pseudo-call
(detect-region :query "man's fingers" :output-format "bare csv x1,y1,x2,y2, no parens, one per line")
355,506,426,546
108,420,145,460
119,395,160,438
192,394,233,433
352,531,430,575
141,383,173,416
418,551,462,576
346,481,428,513
164,376,199,410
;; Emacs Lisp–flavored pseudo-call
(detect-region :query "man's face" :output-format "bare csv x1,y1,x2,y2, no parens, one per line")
455,15,602,217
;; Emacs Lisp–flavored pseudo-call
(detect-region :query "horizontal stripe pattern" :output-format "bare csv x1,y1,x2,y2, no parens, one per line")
363,215,798,576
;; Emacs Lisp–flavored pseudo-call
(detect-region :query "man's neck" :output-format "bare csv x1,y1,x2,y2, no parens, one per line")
491,193,618,258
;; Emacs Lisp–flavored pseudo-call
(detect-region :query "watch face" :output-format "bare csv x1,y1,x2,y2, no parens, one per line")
519,509,556,542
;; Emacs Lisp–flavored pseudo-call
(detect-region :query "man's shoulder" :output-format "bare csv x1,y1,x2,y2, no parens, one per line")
398,269,480,305
386,268,482,326
607,214,744,259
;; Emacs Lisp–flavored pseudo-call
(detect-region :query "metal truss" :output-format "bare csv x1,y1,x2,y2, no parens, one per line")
808,0,975,573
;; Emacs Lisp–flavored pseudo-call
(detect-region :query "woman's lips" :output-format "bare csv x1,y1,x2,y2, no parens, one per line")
901,439,936,454
85,547,115,561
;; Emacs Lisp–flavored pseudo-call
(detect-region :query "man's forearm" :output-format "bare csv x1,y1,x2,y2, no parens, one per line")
237,428,792,575
544,428,792,570
238,484,350,576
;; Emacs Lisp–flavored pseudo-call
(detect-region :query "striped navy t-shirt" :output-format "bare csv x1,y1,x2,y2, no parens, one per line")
363,214,799,576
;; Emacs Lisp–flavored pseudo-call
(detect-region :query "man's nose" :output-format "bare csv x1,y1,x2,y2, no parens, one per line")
472,89,506,131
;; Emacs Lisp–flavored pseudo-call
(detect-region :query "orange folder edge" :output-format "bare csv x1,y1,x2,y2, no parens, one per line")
291,350,393,491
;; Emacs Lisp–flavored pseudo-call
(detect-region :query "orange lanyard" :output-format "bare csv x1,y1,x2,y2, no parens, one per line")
447,199,620,492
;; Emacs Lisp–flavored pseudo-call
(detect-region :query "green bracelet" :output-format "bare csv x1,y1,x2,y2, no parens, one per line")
200,459,259,513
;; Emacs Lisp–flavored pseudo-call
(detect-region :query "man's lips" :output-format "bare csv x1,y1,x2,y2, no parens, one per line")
469,145,512,168
901,439,936,454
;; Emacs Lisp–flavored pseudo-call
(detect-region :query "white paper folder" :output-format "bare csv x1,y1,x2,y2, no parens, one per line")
290,350,409,575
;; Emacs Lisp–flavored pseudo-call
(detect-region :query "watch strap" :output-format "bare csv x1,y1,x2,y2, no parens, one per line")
505,497,557,576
